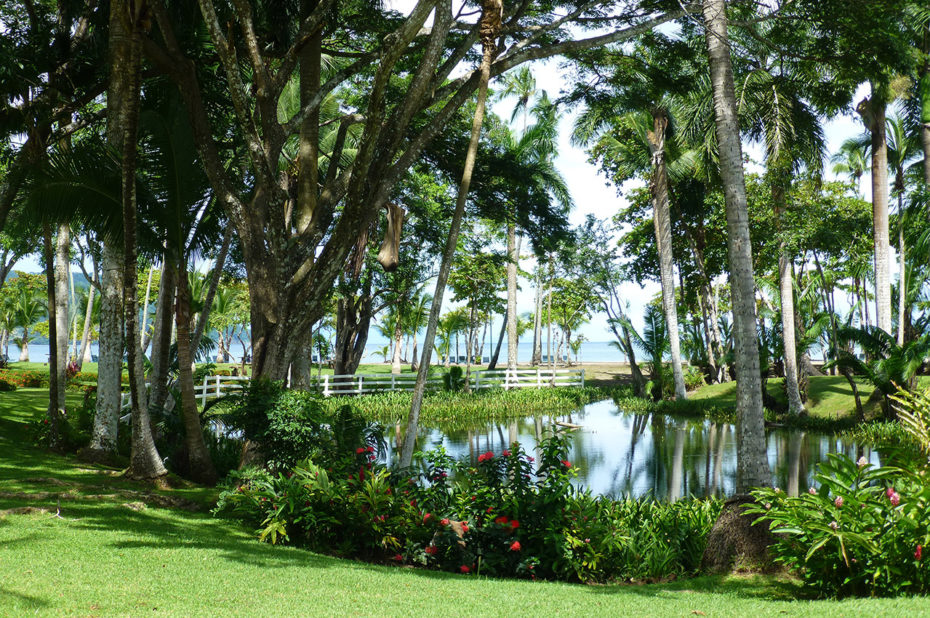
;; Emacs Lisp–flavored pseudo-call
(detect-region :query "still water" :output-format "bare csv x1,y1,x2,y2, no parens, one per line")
383,399,876,500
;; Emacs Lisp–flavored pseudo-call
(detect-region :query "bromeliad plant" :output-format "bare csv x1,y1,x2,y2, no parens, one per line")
748,454,930,597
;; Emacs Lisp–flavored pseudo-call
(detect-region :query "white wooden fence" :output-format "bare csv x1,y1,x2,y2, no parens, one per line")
119,367,585,410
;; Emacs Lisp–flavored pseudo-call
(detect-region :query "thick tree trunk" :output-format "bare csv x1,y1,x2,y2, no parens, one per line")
858,86,892,335
648,109,687,400
111,0,167,481
773,186,804,415
506,223,519,371
703,0,770,493
401,0,501,468
333,287,372,376
43,226,64,449
175,255,218,485
88,244,123,459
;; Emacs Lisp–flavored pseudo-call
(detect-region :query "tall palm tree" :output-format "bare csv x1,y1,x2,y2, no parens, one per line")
574,106,691,400
702,0,770,492
736,32,827,416
406,292,432,372
495,66,545,373
402,0,502,468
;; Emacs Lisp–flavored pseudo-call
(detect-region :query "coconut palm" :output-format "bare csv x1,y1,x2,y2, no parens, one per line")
830,139,870,196
11,288,46,362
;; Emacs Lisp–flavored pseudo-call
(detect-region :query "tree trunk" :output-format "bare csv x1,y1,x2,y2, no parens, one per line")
139,264,154,350
400,0,501,468
76,272,96,370
88,243,123,459
648,109,687,400
773,186,804,415
175,254,218,484
506,223,519,371
919,56,930,185
703,0,770,493
531,267,542,365
146,261,177,425
111,0,167,481
43,225,64,449
191,226,234,358
54,222,70,404
488,307,507,370
390,312,404,374
333,286,372,376
858,85,892,335
897,190,906,346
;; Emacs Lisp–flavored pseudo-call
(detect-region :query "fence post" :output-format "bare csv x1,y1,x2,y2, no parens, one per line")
201,375,208,408
580,369,585,388
216,374,222,398
323,374,330,397
359,375,364,394
536,368,541,388
475,371,481,390
391,374,396,391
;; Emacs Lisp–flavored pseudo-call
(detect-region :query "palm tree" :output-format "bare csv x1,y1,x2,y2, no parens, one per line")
406,292,432,372
12,288,46,362
625,304,671,401
402,0,502,468
830,140,869,196
574,106,691,400
495,66,545,373
736,31,827,416
702,0,770,492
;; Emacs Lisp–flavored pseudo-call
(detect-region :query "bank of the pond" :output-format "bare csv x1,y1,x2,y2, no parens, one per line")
321,385,616,426
1,389,928,615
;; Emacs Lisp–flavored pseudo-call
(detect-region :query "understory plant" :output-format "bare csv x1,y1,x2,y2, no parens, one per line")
215,432,720,583
748,453,930,597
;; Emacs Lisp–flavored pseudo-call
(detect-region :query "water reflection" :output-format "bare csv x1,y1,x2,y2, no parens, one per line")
384,399,879,500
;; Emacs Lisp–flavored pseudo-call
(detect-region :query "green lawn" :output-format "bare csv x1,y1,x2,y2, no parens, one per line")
1,388,928,615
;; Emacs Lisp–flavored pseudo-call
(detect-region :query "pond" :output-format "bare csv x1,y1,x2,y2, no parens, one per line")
383,399,878,500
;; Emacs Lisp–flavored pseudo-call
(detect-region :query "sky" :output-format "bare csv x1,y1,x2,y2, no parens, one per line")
11,9,881,346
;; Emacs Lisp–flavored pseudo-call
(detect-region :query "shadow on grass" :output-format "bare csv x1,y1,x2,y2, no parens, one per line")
0,585,48,609
584,573,807,603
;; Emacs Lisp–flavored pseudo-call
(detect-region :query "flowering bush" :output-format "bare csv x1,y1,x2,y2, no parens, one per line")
0,378,16,391
0,369,47,388
748,454,930,597
216,433,720,583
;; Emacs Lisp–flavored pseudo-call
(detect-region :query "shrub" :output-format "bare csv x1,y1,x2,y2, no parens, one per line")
684,365,705,391
443,366,465,392
748,454,930,597
0,369,47,388
216,378,382,471
0,378,16,391
216,433,720,583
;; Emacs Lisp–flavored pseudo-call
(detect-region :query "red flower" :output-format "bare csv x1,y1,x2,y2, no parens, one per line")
425,545,438,555
356,447,366,454
486,507,493,513
494,516,509,525
423,512,432,523
461,523,469,532
440,518,450,526
366,446,375,453
392,554,403,561
460,565,470,573
916,545,923,561
561,460,572,468
502,450,511,457
477,451,494,463
509,541,521,552
510,520,520,529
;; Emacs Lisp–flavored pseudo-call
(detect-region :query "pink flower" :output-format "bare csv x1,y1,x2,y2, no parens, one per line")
829,521,839,530
808,487,817,495
916,545,923,561
460,565,470,573
890,492,901,506
509,541,521,552
423,512,432,523
834,497,844,508
857,456,868,467
886,487,896,499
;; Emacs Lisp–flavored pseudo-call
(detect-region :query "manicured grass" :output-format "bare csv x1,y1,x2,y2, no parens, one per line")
1,388,928,615
689,376,882,421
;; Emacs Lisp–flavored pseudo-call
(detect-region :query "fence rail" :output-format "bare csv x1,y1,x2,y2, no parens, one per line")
119,367,585,411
